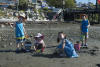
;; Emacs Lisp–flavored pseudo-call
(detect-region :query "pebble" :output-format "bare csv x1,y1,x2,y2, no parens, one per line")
1,24,5,28
1,45,7,48
9,42,13,46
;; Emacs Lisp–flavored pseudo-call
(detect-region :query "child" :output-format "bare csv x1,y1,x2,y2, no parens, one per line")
57,32,64,43
57,32,78,58
10,12,27,52
80,14,90,47
74,41,81,51
34,33,46,53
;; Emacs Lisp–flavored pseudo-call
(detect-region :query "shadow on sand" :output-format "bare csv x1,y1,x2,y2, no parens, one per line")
46,45,57,48
32,53,67,58
0,50,15,52
0,49,34,54
96,64,100,67
32,47,100,58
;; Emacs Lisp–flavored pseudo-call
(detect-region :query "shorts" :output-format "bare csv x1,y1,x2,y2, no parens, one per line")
80,32,88,41
35,44,42,49
16,36,25,44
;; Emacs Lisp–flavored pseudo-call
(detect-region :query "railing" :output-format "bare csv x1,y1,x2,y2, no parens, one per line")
65,9,100,14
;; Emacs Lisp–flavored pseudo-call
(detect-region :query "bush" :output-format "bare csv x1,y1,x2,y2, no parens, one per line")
43,7,48,11
0,10,6,16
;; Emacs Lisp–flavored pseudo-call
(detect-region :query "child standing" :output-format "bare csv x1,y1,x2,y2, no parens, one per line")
80,14,90,47
10,12,27,52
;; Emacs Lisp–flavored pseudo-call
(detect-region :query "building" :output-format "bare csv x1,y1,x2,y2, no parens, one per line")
0,0,17,7
31,0,49,9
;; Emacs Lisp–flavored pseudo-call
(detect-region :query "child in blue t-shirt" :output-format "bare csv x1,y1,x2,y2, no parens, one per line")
80,15,90,47
10,12,27,52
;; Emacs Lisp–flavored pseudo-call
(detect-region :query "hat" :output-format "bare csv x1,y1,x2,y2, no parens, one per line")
15,13,19,16
35,33,43,38
19,12,26,18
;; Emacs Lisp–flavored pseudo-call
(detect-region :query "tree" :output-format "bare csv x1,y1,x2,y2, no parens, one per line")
18,0,28,10
77,2,83,7
65,0,76,8
46,0,76,8
88,2,95,9
46,0,61,8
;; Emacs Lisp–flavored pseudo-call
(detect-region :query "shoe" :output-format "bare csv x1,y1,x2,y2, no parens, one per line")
21,48,25,51
84,44,88,46
16,48,20,53
81,43,84,47
60,53,65,57
84,44,88,48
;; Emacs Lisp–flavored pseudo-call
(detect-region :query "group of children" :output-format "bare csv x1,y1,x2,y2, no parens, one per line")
9,12,90,58
10,12,46,53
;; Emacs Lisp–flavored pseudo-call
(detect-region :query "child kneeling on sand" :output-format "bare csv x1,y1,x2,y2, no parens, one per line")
34,33,46,53
57,32,79,58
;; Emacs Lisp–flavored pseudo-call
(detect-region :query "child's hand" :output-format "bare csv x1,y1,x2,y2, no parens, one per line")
43,45,46,48
9,22,14,28
24,32,27,35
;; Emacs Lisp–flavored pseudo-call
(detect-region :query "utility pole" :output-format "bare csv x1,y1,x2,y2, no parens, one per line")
96,0,98,10
97,0,100,24
17,0,19,12
61,0,65,22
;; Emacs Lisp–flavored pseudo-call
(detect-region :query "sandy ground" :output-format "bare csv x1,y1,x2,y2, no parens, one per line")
0,22,100,67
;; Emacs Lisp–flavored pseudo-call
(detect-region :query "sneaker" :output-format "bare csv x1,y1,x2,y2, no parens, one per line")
84,44,88,46
60,54,65,57
84,44,88,48
81,43,84,47
21,48,25,51
16,48,20,53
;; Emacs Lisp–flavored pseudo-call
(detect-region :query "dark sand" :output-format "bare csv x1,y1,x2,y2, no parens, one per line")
0,22,100,67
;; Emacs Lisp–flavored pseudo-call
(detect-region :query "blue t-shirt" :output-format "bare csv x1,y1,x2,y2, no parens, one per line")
15,21,24,37
57,39,78,58
81,20,89,32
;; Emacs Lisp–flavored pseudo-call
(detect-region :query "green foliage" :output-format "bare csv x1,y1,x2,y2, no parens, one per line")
47,10,52,12
0,10,6,16
46,0,62,8
34,9,37,13
65,0,76,8
19,0,28,10
43,7,49,11
46,0,76,8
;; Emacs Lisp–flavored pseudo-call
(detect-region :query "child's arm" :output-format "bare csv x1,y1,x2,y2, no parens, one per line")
88,21,90,27
23,26,26,35
9,22,15,28
23,23,27,35
62,40,65,49
33,45,36,51
80,23,82,32
42,40,46,48
33,40,37,51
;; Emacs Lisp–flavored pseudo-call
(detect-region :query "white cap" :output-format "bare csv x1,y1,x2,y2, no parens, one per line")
15,13,19,16
19,12,26,18
35,33,43,38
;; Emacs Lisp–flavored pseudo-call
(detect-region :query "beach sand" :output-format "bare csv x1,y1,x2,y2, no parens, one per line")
0,22,100,67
